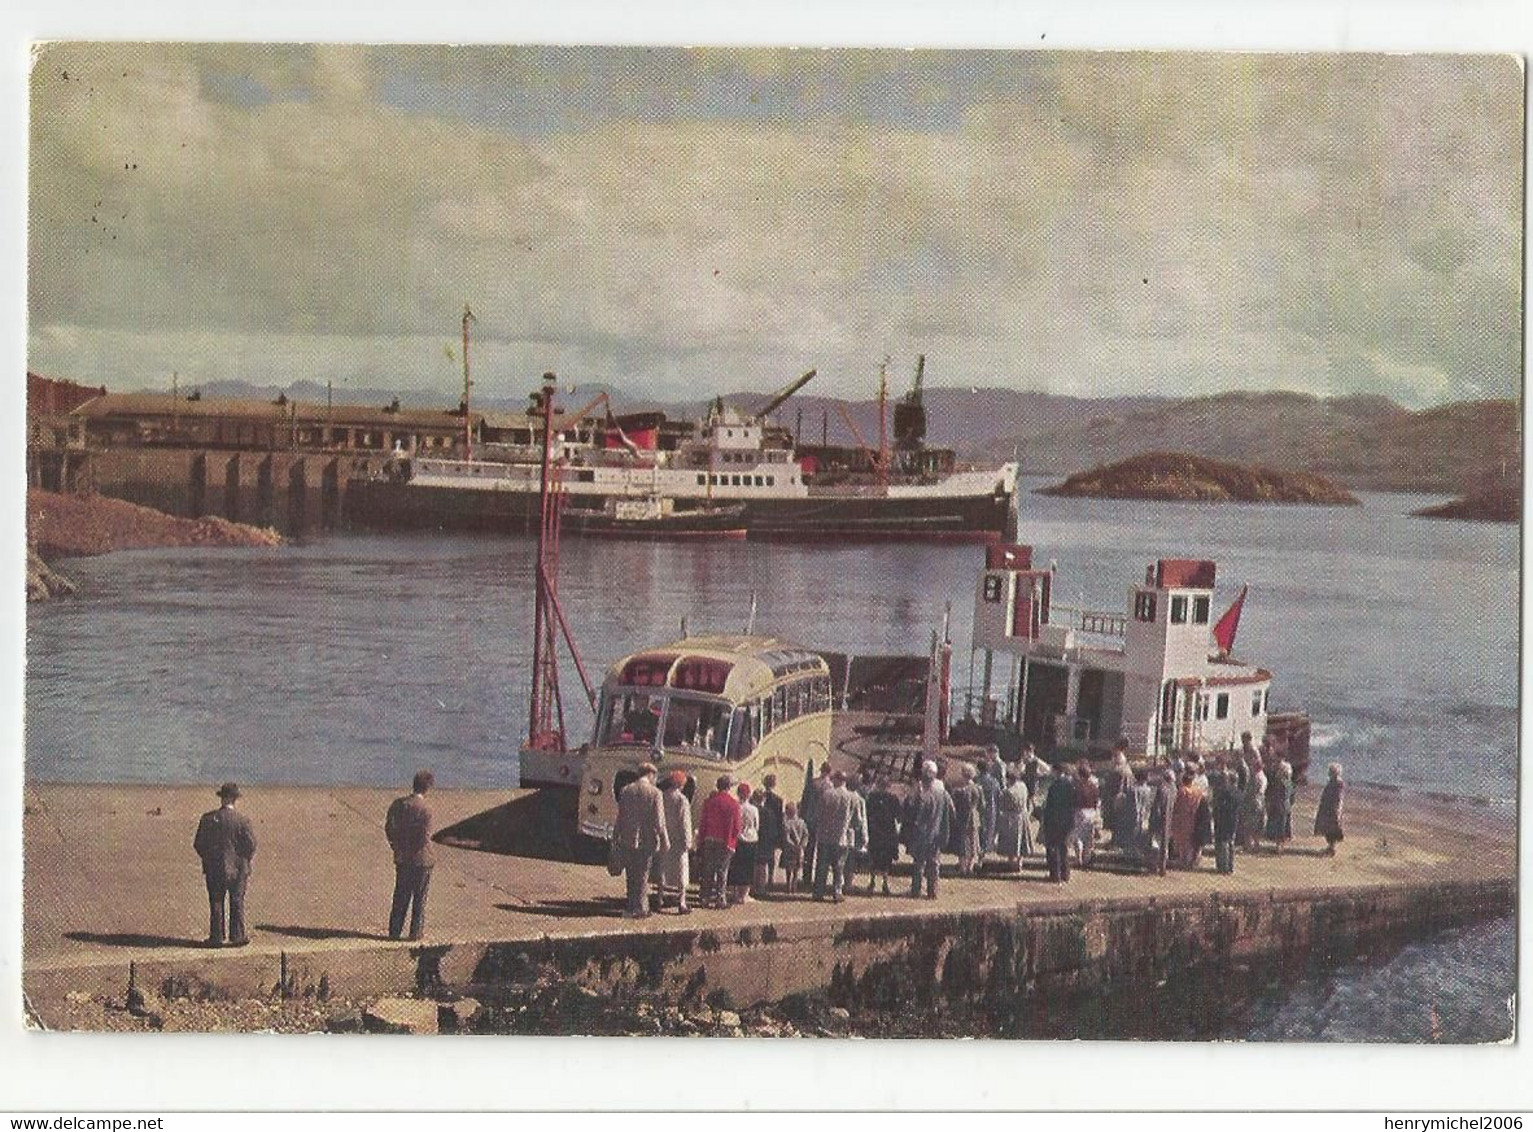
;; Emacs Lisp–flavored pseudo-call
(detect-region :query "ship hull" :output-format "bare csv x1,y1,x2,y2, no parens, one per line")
345,480,1014,542
563,503,749,541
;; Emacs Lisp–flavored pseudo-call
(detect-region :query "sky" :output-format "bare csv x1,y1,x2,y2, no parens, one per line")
27,44,1524,407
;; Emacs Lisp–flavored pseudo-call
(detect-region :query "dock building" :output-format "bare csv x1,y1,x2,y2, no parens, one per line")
69,392,474,455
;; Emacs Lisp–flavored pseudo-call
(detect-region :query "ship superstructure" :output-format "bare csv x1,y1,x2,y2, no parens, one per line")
967,546,1307,769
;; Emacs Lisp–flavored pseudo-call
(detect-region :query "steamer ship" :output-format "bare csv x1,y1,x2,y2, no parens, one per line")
347,361,1019,543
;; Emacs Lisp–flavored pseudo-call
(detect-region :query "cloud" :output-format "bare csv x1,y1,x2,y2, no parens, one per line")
28,45,1523,407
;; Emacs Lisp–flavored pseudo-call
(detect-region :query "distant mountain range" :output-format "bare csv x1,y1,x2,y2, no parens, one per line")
156,379,1519,495
983,392,1521,494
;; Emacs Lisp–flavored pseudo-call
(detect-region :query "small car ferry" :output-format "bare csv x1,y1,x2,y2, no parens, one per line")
962,545,1309,772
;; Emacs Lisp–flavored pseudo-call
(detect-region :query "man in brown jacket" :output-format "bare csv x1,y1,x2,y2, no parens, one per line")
612,762,668,919
385,770,436,940
193,782,257,947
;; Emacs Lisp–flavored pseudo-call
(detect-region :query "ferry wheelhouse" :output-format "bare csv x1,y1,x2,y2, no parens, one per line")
967,545,1306,767
579,635,833,840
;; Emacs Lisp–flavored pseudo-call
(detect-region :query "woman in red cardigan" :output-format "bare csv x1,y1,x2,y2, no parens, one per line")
696,776,742,910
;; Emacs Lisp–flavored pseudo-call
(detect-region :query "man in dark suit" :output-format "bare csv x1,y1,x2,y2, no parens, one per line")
385,769,436,941
612,762,668,918
193,782,257,947
1040,767,1079,883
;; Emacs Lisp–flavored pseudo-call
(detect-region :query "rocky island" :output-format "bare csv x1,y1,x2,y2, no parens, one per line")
1412,485,1520,524
1039,452,1360,505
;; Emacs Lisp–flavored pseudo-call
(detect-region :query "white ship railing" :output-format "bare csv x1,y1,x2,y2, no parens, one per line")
1049,605,1128,639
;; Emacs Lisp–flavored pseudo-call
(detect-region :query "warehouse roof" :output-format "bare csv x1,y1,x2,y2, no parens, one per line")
72,392,473,429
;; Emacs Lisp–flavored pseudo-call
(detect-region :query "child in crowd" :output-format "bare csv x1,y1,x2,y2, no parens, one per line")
779,801,809,895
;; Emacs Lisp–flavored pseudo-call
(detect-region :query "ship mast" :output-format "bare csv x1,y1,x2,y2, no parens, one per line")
461,304,475,459
877,356,890,488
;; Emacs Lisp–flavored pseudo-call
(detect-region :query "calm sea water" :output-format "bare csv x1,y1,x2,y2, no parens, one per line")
27,481,1517,797
25,481,1518,1040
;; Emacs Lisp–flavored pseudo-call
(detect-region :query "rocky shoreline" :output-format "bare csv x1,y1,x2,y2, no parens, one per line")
1412,485,1519,524
26,489,281,600
27,548,77,603
33,957,935,1038
1040,452,1360,505
35,925,1477,1040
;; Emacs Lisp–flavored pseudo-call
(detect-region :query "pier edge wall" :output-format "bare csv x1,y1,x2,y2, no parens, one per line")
24,877,1514,1028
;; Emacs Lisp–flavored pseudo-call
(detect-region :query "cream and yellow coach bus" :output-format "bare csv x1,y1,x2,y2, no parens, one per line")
578,635,833,840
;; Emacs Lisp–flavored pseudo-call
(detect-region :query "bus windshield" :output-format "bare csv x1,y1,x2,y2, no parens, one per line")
661,695,732,759
600,690,663,745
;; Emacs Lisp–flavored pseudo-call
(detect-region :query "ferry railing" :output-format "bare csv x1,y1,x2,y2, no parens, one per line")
1048,604,1127,640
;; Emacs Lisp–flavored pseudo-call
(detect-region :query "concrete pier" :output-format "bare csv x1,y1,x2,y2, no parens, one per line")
47,448,392,534
22,782,1515,1030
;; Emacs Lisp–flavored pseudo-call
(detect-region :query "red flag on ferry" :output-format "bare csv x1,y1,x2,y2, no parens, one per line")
1212,585,1248,654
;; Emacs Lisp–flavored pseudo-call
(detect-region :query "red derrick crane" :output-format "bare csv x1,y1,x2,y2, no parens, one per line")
526,372,596,753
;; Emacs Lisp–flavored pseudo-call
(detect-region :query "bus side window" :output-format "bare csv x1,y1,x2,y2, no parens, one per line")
759,695,772,739
773,686,787,725
593,695,610,743
728,708,749,759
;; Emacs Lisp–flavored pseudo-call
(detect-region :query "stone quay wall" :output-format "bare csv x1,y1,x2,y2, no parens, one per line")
25,877,1513,1023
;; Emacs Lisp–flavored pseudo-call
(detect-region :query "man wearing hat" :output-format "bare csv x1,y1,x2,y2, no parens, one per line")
193,782,257,947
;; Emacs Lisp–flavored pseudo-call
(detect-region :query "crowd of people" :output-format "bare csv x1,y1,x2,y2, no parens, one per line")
608,731,1347,918
184,737,1346,942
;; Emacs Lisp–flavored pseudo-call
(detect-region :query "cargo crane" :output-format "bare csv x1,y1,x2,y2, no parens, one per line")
552,389,612,433
552,389,620,451
549,389,655,456
831,359,897,484
834,400,875,467
748,368,817,426
894,353,928,452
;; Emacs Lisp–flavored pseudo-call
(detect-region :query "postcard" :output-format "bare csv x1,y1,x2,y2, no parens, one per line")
22,43,1520,1046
